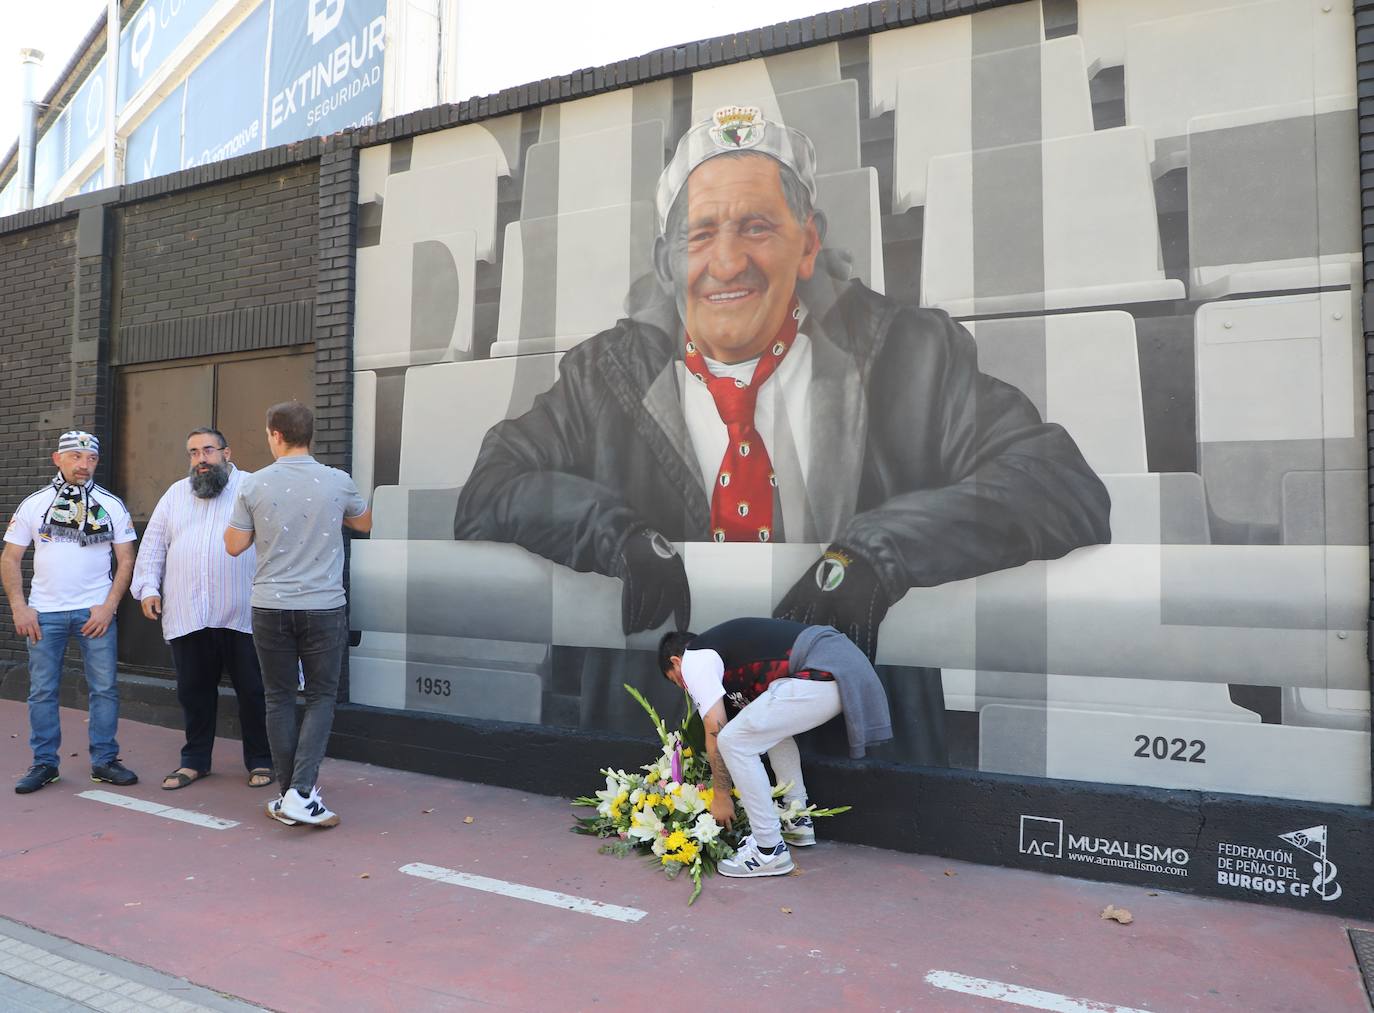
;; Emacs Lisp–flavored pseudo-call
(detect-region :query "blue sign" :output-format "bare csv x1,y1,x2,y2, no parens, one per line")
182,3,269,169
0,177,18,216
266,0,386,146
69,64,109,160
126,84,184,184
117,0,217,111
32,110,69,207
78,167,105,194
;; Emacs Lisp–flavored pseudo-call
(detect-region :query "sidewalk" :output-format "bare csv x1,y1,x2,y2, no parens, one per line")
1,699,1370,1012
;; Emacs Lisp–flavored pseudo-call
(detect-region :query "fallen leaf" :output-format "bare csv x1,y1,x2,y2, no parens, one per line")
781,907,792,914
1147,892,1158,897
422,809,434,814
943,869,956,877
124,902,141,907
359,873,370,879
463,816,474,824
70,752,78,758
1101,904,1133,924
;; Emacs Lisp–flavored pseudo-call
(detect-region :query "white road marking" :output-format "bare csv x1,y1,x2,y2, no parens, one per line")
925,971,1152,1013
399,861,647,923
77,790,239,830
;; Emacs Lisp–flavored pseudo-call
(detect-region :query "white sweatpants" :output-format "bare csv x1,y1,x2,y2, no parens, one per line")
716,678,842,847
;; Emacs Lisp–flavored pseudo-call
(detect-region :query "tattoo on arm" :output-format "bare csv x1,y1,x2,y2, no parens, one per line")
708,741,734,795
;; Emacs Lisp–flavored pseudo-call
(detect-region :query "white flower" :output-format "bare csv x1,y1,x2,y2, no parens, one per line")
674,783,705,814
628,806,663,844
630,787,645,807
691,812,722,845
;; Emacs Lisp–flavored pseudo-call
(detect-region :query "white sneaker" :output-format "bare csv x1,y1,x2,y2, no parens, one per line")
265,795,299,826
782,814,816,847
718,835,794,878
279,787,340,827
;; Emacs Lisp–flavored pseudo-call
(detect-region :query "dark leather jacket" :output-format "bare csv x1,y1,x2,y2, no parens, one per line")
455,280,1111,601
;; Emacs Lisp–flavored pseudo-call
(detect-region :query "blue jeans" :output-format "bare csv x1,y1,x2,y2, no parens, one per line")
27,609,120,768
251,606,347,796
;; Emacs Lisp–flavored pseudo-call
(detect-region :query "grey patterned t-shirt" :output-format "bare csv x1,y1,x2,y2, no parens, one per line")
227,455,367,610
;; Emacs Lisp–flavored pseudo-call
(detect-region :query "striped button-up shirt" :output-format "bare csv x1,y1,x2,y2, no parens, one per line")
131,466,255,642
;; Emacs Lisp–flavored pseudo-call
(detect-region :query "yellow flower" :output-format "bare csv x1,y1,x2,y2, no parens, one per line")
682,748,693,758
665,830,688,851
646,773,659,784
645,793,662,809
614,791,628,809
700,787,714,807
731,788,741,798
678,840,700,863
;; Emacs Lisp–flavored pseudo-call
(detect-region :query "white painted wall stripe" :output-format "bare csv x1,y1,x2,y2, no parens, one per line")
399,862,647,923
77,790,239,830
925,971,1152,1013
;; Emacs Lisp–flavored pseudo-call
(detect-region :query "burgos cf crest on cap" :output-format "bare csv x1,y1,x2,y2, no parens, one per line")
709,106,765,151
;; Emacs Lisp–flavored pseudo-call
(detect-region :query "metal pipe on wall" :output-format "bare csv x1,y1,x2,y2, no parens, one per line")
17,48,43,211
105,0,120,184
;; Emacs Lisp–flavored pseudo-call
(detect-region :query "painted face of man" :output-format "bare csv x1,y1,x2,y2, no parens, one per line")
52,449,98,486
667,154,820,365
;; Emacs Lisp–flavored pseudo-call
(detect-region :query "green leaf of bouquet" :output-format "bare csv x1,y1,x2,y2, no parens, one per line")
623,683,670,747
808,805,853,818
683,706,706,757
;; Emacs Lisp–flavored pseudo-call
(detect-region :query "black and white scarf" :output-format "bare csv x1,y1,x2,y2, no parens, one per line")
38,473,114,546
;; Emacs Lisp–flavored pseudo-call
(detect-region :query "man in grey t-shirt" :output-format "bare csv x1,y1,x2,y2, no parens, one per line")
226,401,370,828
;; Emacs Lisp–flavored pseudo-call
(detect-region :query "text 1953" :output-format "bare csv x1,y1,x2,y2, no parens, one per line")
414,676,452,697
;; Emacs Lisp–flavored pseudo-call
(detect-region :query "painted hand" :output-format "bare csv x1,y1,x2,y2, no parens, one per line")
614,528,691,636
773,546,891,661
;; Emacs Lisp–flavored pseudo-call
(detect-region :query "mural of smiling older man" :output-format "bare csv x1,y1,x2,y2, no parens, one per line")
449,105,1110,766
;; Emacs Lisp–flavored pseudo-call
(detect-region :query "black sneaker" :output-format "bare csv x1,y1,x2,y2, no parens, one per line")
15,764,59,794
90,760,138,786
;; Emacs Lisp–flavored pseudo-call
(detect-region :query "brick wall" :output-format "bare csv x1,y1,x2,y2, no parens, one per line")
0,219,78,666
118,162,318,331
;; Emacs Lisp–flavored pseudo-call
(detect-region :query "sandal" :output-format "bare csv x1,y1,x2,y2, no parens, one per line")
247,768,275,789
161,768,207,790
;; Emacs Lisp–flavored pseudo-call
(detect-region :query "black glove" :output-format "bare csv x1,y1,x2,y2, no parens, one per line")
614,528,691,635
773,546,891,661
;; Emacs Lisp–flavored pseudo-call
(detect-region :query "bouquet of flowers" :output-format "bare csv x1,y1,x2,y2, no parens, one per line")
572,685,849,904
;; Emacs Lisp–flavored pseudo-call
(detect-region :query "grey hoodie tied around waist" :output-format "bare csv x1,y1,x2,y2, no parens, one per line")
789,625,893,759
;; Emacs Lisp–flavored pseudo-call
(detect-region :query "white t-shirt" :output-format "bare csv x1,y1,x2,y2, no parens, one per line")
5,485,137,611
681,648,727,715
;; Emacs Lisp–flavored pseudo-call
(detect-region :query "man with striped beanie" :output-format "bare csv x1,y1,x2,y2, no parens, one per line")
3,431,139,794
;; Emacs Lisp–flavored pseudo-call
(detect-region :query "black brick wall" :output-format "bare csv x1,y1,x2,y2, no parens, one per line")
0,219,78,666
118,163,318,332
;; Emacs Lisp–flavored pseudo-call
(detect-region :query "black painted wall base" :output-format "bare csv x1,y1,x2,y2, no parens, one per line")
4,666,1369,918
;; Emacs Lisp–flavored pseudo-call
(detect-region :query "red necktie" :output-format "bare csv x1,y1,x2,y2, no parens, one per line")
684,302,801,543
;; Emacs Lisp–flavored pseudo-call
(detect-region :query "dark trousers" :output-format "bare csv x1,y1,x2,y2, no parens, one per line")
168,628,272,773
251,606,347,796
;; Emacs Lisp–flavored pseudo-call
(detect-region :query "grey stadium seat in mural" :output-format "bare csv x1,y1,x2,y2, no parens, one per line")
1186,103,1359,300
1122,0,1354,173
815,168,885,294
921,126,1184,316
965,311,1147,476
892,35,1093,211
1194,290,1363,540
690,43,841,121
408,120,518,179
491,202,656,357
399,354,563,489
1075,0,1258,75
377,155,501,261
520,120,665,218
537,79,674,146
354,231,477,370
867,0,1044,117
